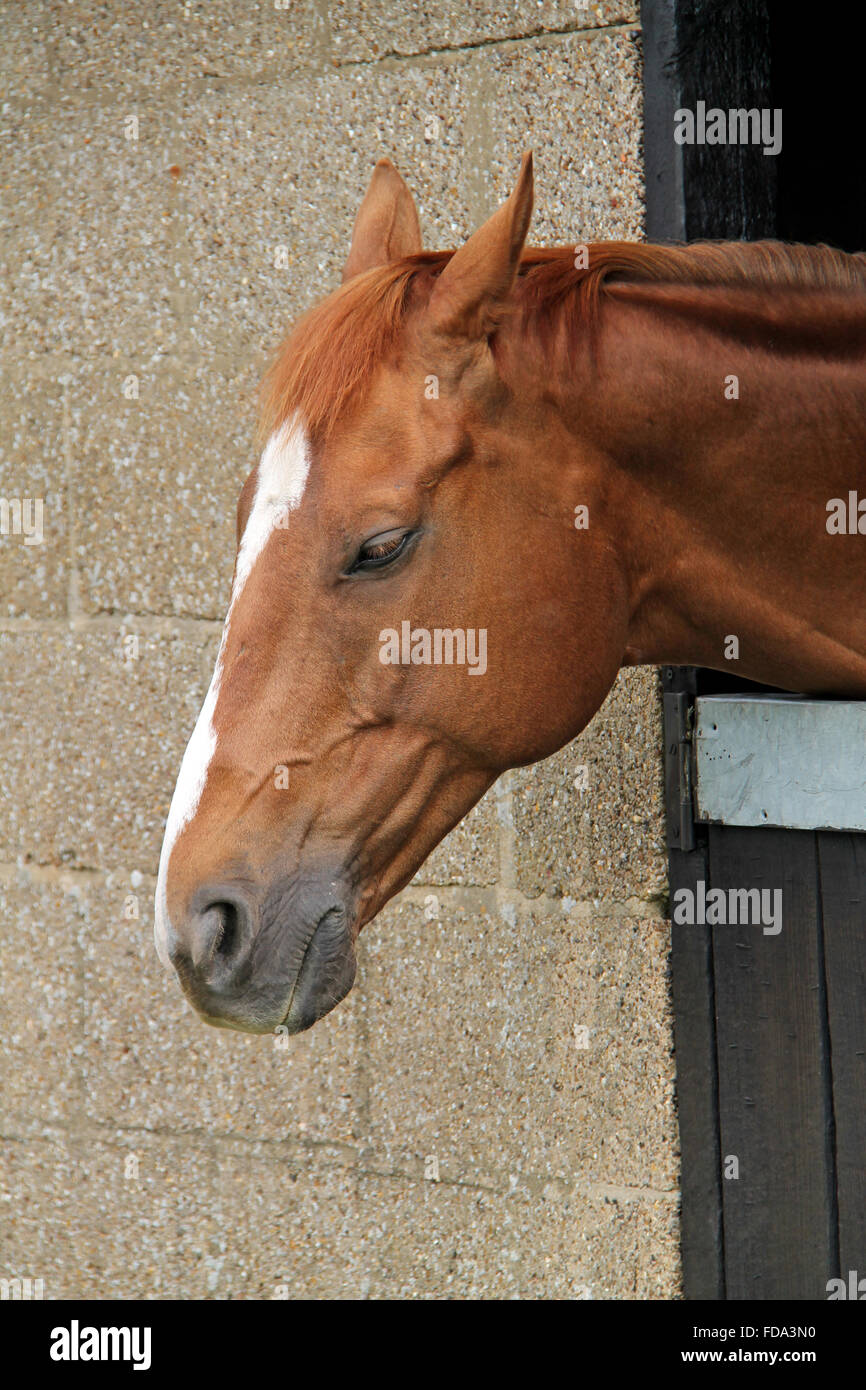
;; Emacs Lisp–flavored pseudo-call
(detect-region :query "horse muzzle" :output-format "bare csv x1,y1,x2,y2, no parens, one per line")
158,871,357,1035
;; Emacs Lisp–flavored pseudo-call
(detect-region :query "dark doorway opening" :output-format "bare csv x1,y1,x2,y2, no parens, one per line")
770,9,865,254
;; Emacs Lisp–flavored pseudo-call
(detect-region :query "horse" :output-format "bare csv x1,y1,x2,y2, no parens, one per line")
154,153,866,1035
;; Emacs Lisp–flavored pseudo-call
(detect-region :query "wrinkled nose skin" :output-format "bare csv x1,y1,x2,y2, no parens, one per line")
166,870,357,1035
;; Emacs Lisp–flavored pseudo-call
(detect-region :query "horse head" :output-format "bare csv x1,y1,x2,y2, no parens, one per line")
154,155,630,1033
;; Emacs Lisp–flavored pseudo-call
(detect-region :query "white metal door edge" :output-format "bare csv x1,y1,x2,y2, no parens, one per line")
693,695,866,832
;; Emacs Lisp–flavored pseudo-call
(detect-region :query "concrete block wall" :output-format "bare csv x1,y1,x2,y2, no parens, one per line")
0,1,679,1298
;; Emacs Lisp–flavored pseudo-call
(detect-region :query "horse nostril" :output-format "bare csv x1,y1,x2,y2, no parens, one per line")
183,889,253,978
207,901,241,962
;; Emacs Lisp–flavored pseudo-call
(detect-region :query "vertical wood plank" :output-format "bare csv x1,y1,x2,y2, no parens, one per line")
710,826,836,1299
662,667,724,1298
674,0,776,241
670,842,725,1298
817,832,866,1280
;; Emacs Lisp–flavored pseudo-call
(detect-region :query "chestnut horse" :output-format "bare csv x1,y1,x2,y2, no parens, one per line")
154,154,866,1034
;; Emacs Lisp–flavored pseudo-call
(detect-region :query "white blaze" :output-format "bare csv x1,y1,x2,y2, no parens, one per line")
153,415,311,966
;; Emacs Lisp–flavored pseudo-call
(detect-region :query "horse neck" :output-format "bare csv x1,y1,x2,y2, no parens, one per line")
515,289,866,696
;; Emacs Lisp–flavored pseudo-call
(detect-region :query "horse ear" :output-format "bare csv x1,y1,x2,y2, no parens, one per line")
427,152,534,338
341,159,423,283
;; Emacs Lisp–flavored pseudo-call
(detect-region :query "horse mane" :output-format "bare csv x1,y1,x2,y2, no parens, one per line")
260,240,866,441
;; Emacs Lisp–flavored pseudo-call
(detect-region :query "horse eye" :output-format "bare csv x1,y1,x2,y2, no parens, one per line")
351,530,413,573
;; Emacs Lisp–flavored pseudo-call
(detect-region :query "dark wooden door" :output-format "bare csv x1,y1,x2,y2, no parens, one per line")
664,668,866,1299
